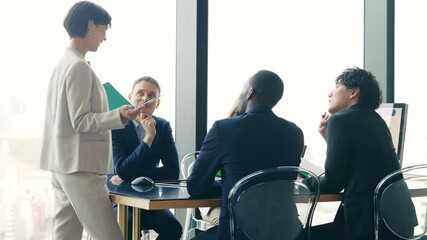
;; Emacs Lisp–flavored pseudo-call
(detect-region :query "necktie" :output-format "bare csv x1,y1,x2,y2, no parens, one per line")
136,124,145,142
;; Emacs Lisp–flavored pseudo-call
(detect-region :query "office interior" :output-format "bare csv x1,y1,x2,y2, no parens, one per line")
0,0,426,239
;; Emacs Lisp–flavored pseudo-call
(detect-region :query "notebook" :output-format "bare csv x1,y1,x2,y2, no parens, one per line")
103,82,132,110
300,158,325,176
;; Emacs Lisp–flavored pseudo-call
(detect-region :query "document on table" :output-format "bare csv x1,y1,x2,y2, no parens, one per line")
300,158,325,176
155,180,187,188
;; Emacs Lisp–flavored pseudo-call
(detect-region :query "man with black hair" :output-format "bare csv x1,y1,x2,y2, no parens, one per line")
307,67,416,240
187,70,305,240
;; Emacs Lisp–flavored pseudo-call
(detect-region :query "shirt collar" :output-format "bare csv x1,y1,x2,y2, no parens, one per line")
246,106,274,114
132,120,140,128
67,47,85,61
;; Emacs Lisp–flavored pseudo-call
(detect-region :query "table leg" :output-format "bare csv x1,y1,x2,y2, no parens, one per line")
132,207,141,240
117,203,128,239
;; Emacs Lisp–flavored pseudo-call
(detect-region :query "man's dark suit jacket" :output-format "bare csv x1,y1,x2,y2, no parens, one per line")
111,116,182,240
112,116,179,181
187,106,304,240
307,104,415,239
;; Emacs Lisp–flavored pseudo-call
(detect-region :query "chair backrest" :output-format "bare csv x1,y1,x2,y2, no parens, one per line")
180,151,216,240
180,151,200,179
374,164,427,240
228,166,320,240
375,103,408,165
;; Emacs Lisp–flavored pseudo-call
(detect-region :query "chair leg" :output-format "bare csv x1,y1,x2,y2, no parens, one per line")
141,229,151,240
182,208,194,240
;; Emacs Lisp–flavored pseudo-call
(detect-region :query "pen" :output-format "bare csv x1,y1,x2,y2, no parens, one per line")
137,95,161,107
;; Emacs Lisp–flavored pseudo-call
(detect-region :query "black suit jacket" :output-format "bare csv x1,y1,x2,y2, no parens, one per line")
310,104,403,239
187,106,304,240
112,116,179,181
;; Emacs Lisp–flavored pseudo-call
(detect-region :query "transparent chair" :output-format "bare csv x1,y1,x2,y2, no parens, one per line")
374,164,427,240
141,229,151,240
181,151,216,240
228,166,320,240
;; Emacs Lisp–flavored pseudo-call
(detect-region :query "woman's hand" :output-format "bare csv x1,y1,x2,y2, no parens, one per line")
110,175,124,185
119,105,144,122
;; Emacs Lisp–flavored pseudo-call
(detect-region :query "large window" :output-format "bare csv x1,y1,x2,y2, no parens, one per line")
395,0,427,167
0,1,175,239
208,0,363,225
208,0,363,175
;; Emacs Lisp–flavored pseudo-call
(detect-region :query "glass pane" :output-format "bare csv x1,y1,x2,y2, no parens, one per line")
208,0,363,176
208,0,363,227
395,0,427,167
0,1,176,239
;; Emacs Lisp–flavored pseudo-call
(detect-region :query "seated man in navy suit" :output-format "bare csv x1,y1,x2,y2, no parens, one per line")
110,76,182,240
187,70,305,240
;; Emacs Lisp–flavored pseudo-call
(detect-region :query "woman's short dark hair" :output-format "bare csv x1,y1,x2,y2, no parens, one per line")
336,67,383,110
63,1,112,38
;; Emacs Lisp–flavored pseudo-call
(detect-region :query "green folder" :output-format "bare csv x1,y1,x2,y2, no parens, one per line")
103,82,132,110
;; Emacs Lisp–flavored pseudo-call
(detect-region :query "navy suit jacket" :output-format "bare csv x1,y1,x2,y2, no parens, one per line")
112,116,179,181
187,107,304,240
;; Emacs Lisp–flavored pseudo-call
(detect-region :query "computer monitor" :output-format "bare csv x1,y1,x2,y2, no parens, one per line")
375,103,408,165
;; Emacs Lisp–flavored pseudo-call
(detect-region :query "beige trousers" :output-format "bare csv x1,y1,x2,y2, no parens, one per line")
51,172,123,240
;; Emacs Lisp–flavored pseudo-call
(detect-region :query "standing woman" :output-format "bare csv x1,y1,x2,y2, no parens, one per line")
40,1,142,239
